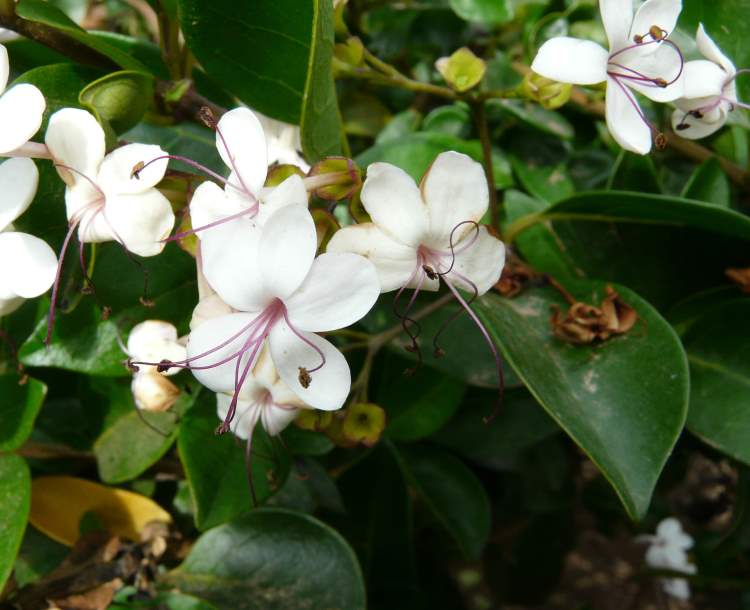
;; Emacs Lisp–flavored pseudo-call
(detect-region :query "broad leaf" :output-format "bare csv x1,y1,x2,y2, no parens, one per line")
0,456,30,591
0,375,47,452
79,70,154,134
449,0,513,24
474,281,689,519
168,509,366,610
682,157,731,207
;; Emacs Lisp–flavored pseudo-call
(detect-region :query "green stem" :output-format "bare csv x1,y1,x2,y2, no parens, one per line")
471,100,500,233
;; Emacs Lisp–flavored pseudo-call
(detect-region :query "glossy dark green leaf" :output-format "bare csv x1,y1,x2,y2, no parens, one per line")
357,131,513,188
449,0,512,24
474,281,689,519
0,455,31,592
681,157,731,207
79,70,154,134
0,375,47,452
178,0,312,123
608,151,661,194
681,299,750,464
300,0,345,161
397,445,491,559
422,103,471,138
177,391,290,530
490,99,574,139
13,526,67,588
168,509,366,610
509,154,574,204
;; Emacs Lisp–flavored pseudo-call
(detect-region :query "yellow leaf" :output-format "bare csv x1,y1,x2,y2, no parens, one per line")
30,476,172,546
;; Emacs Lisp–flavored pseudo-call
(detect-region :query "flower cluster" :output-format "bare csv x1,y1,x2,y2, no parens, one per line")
531,0,745,153
641,517,697,600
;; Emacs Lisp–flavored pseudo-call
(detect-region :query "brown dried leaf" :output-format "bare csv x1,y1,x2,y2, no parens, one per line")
725,267,750,294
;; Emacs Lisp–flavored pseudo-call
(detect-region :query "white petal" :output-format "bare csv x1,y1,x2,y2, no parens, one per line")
361,162,428,248
131,371,180,412
625,43,685,102
662,578,691,601
600,0,633,51
671,106,726,139
630,0,682,44
127,320,186,376
656,518,693,549
0,296,24,317
269,319,350,411
98,144,168,194
190,181,246,231
103,190,175,257
259,204,317,300
448,227,505,297
216,107,268,198
0,157,38,232
422,151,489,244
605,77,653,154
186,312,262,394
696,23,735,75
680,59,726,99
261,403,299,436
73,198,115,245
257,174,308,225
190,293,234,331
286,252,380,332
0,84,46,154
45,108,105,183
0,232,57,298
531,37,609,85
216,392,261,440
326,223,417,293
0,44,8,94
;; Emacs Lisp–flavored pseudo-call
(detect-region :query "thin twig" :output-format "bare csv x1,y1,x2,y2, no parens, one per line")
472,101,500,233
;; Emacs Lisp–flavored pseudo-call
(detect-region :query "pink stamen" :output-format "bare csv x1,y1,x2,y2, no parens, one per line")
162,205,259,243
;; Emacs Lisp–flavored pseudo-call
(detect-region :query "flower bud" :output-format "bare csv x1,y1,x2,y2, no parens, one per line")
340,403,386,447
306,156,362,201
435,47,486,93
312,209,340,251
265,163,306,188
334,37,365,75
521,72,572,110
295,409,333,431
131,371,180,412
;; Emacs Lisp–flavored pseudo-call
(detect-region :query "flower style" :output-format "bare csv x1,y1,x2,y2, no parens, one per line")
672,24,745,139
0,44,45,154
45,108,175,257
642,517,696,601
0,158,57,317
531,0,685,154
142,203,380,432
127,320,187,412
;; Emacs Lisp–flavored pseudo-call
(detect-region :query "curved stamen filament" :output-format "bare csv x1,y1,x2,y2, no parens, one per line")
162,205,259,243
282,309,326,374
135,154,233,188
54,164,106,200
214,122,255,202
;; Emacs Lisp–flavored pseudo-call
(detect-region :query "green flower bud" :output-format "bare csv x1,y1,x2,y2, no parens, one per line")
435,47,486,93
521,72,572,110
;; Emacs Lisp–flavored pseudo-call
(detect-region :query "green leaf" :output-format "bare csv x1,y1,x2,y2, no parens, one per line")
0,375,47,452
608,151,661,194
300,0,345,161
681,157,731,207
422,103,471,138
13,526,67,588
396,445,491,560
177,391,290,530
79,70,154,134
178,0,312,123
0,455,31,592
168,508,366,610
357,131,513,188
474,281,689,519
449,0,513,24
509,153,574,204
490,99,574,139
680,299,750,465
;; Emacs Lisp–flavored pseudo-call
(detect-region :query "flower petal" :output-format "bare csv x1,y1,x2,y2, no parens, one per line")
190,293,235,331
448,227,505,297
624,43,684,102
630,0,682,46
670,106,727,139
104,190,175,257
680,59,726,99
131,372,180,412
200,219,268,311
45,108,105,183
605,77,653,154
190,181,246,231
422,151,489,244
360,162,428,248
269,319,350,411
0,232,57,298
530,37,609,85
98,144,168,194
259,204,317,300
0,157,38,232
600,0,633,51
186,312,262,394
216,107,268,198
326,223,417,293
216,392,261,440
127,320,186,376
0,84,46,154
286,252,380,332
257,174,308,225
0,44,8,94
261,403,299,436
696,23,735,75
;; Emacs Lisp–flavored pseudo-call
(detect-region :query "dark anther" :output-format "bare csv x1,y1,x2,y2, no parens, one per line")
633,34,644,44
423,265,438,280
126,359,140,373
156,359,173,373
433,346,446,359
131,161,145,180
654,78,668,88
676,122,690,131
690,110,704,119
649,25,666,41
140,296,155,308
298,367,312,388
198,106,217,129
101,306,112,321
655,132,667,150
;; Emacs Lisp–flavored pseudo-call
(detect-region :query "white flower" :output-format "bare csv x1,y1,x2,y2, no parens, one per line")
0,29,20,43
256,111,310,171
183,203,380,420
0,157,57,316
45,108,175,257
327,151,505,297
672,24,741,139
643,517,697,601
216,346,305,440
531,0,685,154
127,320,187,412
0,43,46,154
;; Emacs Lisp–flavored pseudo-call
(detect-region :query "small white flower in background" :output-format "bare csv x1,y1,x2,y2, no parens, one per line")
0,28,20,43
0,157,57,317
531,0,685,154
45,108,175,257
0,43,46,154
672,24,744,139
127,320,187,412
327,151,505,296
642,517,697,601
256,110,310,171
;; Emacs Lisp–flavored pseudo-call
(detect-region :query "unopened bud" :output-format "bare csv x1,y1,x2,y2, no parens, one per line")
521,72,572,110
341,403,386,447
435,47,486,93
333,37,364,75
306,156,362,201
265,164,306,188
312,209,340,251
131,371,180,412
